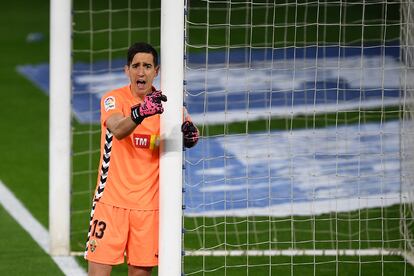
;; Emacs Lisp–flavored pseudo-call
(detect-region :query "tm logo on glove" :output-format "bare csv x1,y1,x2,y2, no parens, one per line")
131,90,167,124
182,121,199,148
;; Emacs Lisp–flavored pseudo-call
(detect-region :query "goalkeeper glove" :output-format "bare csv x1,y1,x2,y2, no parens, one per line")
131,90,167,124
182,121,199,148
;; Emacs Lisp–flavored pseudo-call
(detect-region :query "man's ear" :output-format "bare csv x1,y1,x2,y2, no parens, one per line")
124,64,129,76
155,65,160,76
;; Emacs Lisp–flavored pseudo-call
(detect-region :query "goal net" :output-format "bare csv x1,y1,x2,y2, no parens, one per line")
68,0,414,274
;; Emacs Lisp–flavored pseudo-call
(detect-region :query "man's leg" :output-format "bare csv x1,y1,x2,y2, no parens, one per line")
88,261,112,276
127,210,159,273
128,265,152,276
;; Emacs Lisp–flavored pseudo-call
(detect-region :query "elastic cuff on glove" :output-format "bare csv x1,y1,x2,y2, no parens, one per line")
131,105,144,125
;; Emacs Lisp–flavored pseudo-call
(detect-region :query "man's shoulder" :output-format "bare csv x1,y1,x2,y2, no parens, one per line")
101,85,130,100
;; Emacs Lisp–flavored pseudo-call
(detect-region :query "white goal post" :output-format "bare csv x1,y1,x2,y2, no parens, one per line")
159,0,185,275
49,0,72,256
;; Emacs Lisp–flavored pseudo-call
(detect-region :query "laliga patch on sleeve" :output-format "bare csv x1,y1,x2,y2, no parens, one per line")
104,96,116,112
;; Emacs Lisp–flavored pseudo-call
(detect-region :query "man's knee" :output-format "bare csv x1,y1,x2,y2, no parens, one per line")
127,265,153,276
88,261,112,276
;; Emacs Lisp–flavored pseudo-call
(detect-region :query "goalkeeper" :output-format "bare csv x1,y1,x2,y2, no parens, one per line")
84,42,198,276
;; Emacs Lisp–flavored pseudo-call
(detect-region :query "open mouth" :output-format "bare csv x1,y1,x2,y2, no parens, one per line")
136,80,146,89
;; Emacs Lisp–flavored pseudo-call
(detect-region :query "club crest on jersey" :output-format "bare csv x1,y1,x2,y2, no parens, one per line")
133,134,159,149
104,96,115,111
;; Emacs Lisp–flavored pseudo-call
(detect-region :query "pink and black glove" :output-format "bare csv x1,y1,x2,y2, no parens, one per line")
182,121,199,148
131,90,167,124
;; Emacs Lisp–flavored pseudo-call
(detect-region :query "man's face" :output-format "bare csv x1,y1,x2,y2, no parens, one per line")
125,52,159,97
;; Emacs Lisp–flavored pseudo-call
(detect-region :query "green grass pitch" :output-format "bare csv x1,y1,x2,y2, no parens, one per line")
0,0,412,275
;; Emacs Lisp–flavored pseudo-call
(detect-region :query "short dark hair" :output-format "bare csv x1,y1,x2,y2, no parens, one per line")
127,42,159,67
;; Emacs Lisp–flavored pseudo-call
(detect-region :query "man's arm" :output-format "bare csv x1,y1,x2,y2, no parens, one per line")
106,113,137,140
106,90,167,140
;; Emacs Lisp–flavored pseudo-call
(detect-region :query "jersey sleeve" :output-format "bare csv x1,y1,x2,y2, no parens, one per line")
101,92,124,126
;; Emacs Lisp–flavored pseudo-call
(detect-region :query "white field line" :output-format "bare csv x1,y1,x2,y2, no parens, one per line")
0,180,86,276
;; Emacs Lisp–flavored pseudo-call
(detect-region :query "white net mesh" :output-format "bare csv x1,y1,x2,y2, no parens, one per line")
70,0,414,274
183,0,414,274
401,0,414,263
